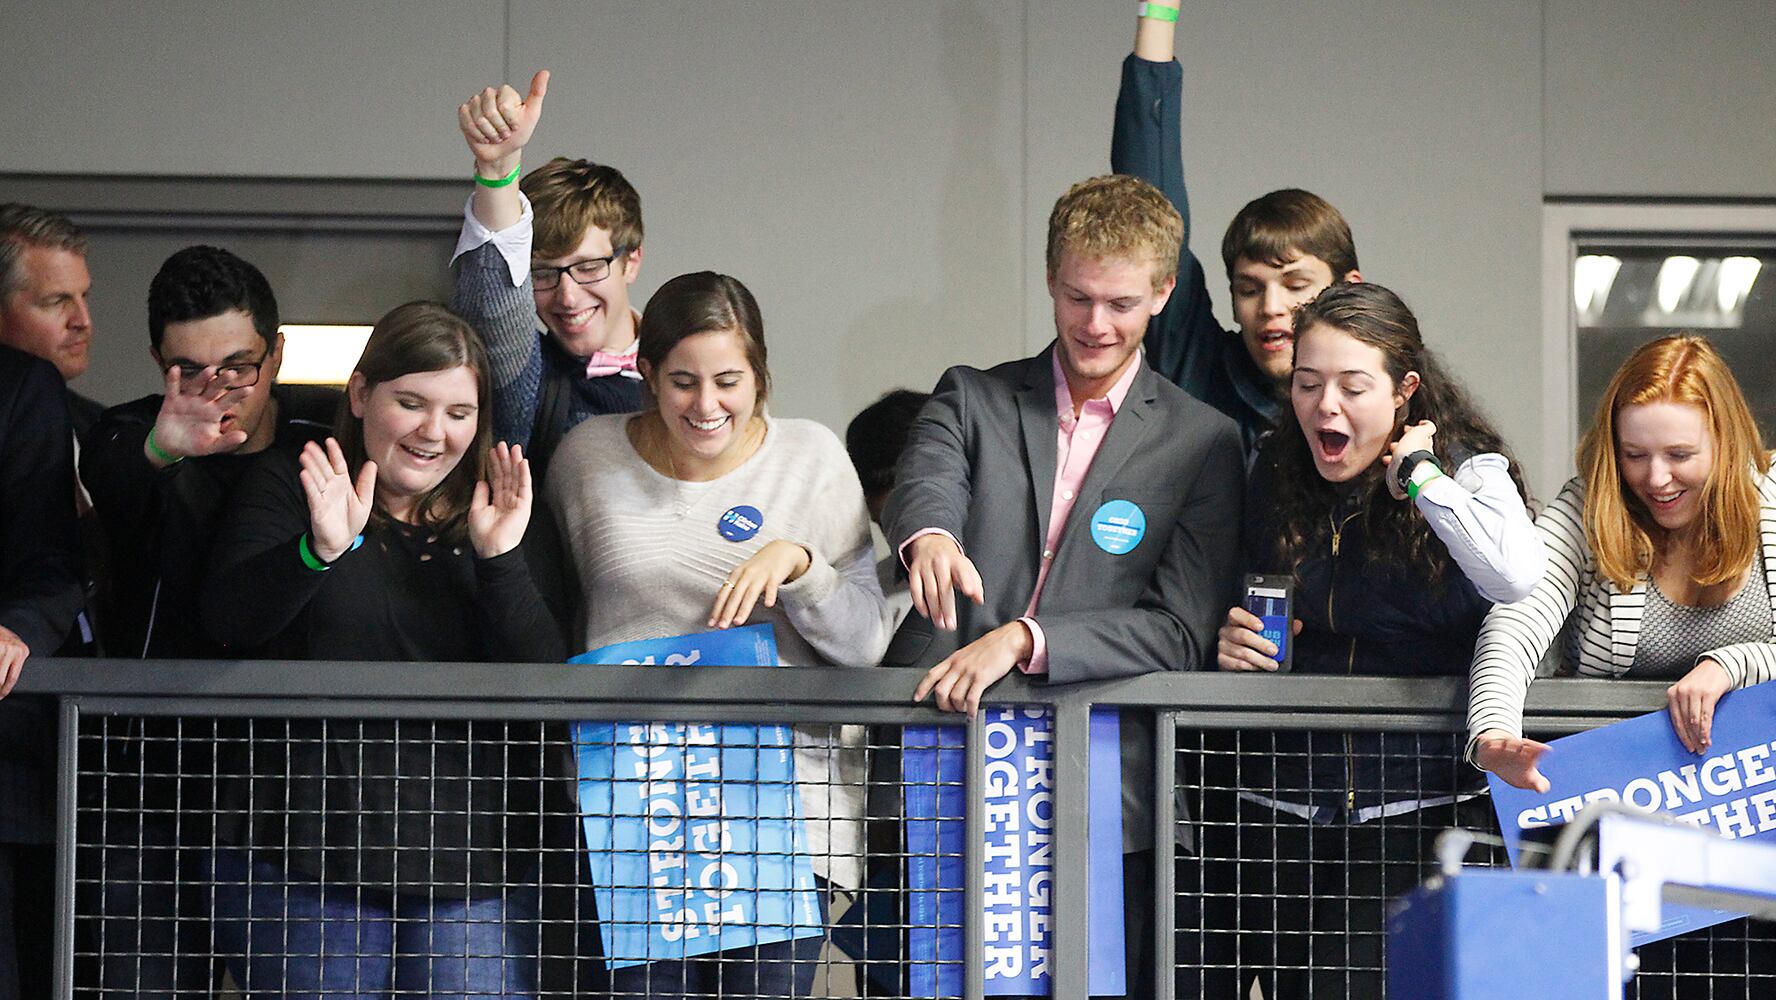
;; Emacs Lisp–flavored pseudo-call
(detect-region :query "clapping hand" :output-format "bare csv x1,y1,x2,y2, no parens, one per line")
468,443,533,559
298,438,376,563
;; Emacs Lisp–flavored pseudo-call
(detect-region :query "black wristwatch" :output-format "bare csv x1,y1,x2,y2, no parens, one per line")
1395,449,1441,497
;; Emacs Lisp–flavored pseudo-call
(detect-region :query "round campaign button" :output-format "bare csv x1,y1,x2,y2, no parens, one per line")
1089,499,1146,555
718,505,764,542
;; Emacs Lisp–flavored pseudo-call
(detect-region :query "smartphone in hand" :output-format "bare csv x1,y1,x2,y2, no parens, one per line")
1243,574,1293,673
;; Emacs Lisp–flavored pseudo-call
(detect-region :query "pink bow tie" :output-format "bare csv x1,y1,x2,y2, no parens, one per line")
584,350,639,379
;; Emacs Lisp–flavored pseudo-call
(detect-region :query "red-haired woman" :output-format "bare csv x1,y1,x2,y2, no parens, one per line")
1468,334,1776,998
1468,334,1776,787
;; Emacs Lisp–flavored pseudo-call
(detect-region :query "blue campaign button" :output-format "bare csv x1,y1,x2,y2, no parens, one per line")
718,504,764,542
1088,499,1146,555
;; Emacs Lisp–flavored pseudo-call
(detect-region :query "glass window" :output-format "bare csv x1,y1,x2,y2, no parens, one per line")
1573,241,1775,437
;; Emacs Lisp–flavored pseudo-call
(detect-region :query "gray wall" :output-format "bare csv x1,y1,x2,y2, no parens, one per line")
3,1,1772,487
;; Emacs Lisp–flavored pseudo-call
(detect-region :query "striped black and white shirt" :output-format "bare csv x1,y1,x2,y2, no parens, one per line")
1466,467,1776,758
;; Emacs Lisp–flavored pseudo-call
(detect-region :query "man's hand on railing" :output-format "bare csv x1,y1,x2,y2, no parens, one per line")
913,620,1031,718
1472,729,1552,793
0,624,29,699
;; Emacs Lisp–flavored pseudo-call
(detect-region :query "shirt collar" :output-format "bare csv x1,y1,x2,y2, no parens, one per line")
1051,346,1142,424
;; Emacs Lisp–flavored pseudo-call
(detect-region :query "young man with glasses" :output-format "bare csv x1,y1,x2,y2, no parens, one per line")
450,70,647,483
83,244,337,659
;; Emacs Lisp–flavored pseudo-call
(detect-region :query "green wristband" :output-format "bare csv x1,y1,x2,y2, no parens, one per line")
146,426,183,466
474,162,522,188
1139,2,1180,22
298,533,332,571
1406,469,1445,502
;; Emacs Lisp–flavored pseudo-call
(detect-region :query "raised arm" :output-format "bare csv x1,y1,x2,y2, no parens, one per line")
1384,423,1547,603
1112,6,1230,409
201,442,374,650
450,71,551,450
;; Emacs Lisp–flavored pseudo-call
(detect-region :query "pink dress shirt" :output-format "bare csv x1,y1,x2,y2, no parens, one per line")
901,349,1141,673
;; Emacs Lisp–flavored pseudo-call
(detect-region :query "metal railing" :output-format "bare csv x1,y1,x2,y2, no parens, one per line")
15,660,1756,998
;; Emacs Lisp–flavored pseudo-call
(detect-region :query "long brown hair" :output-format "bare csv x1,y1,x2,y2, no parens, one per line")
334,301,492,540
1257,282,1525,584
1579,334,1769,591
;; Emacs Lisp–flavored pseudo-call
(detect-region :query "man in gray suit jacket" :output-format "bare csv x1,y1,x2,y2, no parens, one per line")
885,173,1243,997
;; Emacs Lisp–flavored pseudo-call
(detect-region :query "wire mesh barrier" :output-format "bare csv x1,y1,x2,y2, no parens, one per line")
19,663,1776,998
1168,686,1776,1000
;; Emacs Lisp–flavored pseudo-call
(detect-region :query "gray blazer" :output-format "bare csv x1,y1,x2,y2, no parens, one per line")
885,346,1244,850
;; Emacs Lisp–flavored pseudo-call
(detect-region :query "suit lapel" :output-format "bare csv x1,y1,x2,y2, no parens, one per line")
1017,350,1059,550
1051,365,1159,568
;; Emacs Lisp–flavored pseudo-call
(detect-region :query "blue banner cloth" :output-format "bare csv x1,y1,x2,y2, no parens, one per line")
1487,678,1776,945
570,625,823,968
904,706,1126,996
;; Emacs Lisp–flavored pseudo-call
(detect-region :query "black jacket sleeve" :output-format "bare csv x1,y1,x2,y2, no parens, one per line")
0,352,84,654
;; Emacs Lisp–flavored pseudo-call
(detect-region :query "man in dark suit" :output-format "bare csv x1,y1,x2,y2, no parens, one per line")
0,344,85,1000
885,173,1244,997
0,203,102,658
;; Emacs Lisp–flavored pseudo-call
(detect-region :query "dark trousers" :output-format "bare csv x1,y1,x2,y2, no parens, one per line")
0,843,54,1000
75,821,215,999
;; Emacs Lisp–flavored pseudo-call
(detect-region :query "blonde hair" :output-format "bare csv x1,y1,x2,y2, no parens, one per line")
1045,175,1182,292
1578,334,1769,591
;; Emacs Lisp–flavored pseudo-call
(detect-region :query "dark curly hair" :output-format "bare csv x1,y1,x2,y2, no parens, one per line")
1255,282,1527,585
147,245,279,350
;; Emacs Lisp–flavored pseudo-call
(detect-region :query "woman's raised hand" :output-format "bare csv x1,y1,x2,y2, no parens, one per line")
468,442,533,559
709,540,812,629
1385,420,1438,499
298,438,375,563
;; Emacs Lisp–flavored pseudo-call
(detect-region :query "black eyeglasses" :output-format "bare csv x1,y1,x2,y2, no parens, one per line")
530,248,629,291
165,357,267,393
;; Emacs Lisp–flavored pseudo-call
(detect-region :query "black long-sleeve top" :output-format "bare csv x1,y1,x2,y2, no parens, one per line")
201,447,568,891
81,385,337,659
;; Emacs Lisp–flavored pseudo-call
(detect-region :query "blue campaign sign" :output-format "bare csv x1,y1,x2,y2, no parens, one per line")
1487,678,1776,945
904,707,1126,996
570,625,823,968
